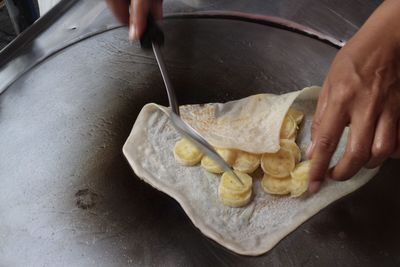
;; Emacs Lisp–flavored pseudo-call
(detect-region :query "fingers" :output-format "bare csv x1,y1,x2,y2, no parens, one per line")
328,113,375,181
306,81,329,159
308,104,348,193
107,0,163,41
366,110,397,167
106,0,130,24
130,0,164,41
129,0,149,41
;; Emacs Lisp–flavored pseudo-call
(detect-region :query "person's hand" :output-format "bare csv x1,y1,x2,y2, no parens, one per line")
106,0,163,41
307,0,400,192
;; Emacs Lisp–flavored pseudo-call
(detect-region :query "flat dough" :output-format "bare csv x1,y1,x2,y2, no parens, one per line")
179,90,301,154
123,86,378,255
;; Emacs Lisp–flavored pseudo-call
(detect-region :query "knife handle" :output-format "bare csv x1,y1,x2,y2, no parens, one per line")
140,14,164,49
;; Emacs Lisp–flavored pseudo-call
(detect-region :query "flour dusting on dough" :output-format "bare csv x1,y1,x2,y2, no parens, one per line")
123,86,378,255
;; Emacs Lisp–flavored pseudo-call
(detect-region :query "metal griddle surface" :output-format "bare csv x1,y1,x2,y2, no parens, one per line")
1,5,399,267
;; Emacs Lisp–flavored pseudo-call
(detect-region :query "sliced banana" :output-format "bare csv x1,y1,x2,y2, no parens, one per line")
280,115,298,140
201,148,236,173
220,171,252,195
261,148,296,178
173,138,204,166
290,160,311,197
218,190,252,208
218,171,253,208
280,139,301,163
287,108,304,125
219,186,251,201
288,128,299,142
261,174,291,195
233,151,261,173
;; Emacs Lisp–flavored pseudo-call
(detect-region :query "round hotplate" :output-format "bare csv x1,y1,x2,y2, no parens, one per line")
0,16,398,266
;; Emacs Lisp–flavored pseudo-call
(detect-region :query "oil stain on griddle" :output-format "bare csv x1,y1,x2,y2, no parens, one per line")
75,188,99,209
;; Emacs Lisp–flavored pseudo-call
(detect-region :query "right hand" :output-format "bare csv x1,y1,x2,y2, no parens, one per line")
306,0,400,193
106,0,163,41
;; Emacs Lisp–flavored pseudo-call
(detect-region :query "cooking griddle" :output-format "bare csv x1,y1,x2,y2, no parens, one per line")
1,1,398,266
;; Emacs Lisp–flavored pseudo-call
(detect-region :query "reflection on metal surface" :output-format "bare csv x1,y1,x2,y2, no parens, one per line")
0,0,118,93
166,11,344,48
38,0,61,15
0,0,79,64
163,0,382,41
0,9,345,94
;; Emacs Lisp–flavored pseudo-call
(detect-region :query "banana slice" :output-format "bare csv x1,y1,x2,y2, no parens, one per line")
280,115,298,140
261,148,296,178
290,160,311,197
220,171,252,195
201,148,236,173
261,174,291,195
218,171,253,207
287,108,304,125
287,127,299,142
219,190,252,208
280,139,301,163
233,151,260,173
219,186,251,201
173,138,204,166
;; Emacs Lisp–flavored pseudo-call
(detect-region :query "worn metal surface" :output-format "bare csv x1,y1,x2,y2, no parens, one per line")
0,0,112,92
2,0,399,266
164,0,382,41
0,0,383,92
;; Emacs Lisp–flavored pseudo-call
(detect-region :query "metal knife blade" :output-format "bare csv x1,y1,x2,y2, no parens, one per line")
152,43,244,186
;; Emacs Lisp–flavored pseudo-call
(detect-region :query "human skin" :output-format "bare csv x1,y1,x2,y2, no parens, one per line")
306,0,400,192
106,0,162,41
106,0,400,193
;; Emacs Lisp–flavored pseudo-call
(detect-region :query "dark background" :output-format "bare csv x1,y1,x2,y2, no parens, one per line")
0,2,16,50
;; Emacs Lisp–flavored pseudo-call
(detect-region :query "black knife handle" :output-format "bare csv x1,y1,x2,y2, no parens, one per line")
140,14,164,49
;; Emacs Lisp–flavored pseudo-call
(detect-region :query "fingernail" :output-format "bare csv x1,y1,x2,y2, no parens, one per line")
309,181,321,193
306,142,314,159
129,25,136,42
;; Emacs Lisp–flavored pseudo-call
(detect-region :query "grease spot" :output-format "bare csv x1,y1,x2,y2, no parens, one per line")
75,188,98,209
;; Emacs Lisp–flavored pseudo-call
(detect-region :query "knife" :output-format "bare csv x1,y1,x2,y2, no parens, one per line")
139,15,244,185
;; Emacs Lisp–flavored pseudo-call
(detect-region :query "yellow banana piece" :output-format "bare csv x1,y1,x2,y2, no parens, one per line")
218,189,252,208
233,151,261,173
280,115,298,140
173,138,204,166
261,174,291,195
287,108,304,125
218,171,252,207
219,186,250,200
290,160,311,197
220,171,252,195
280,139,301,163
201,148,236,173
287,128,298,142
261,148,295,178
